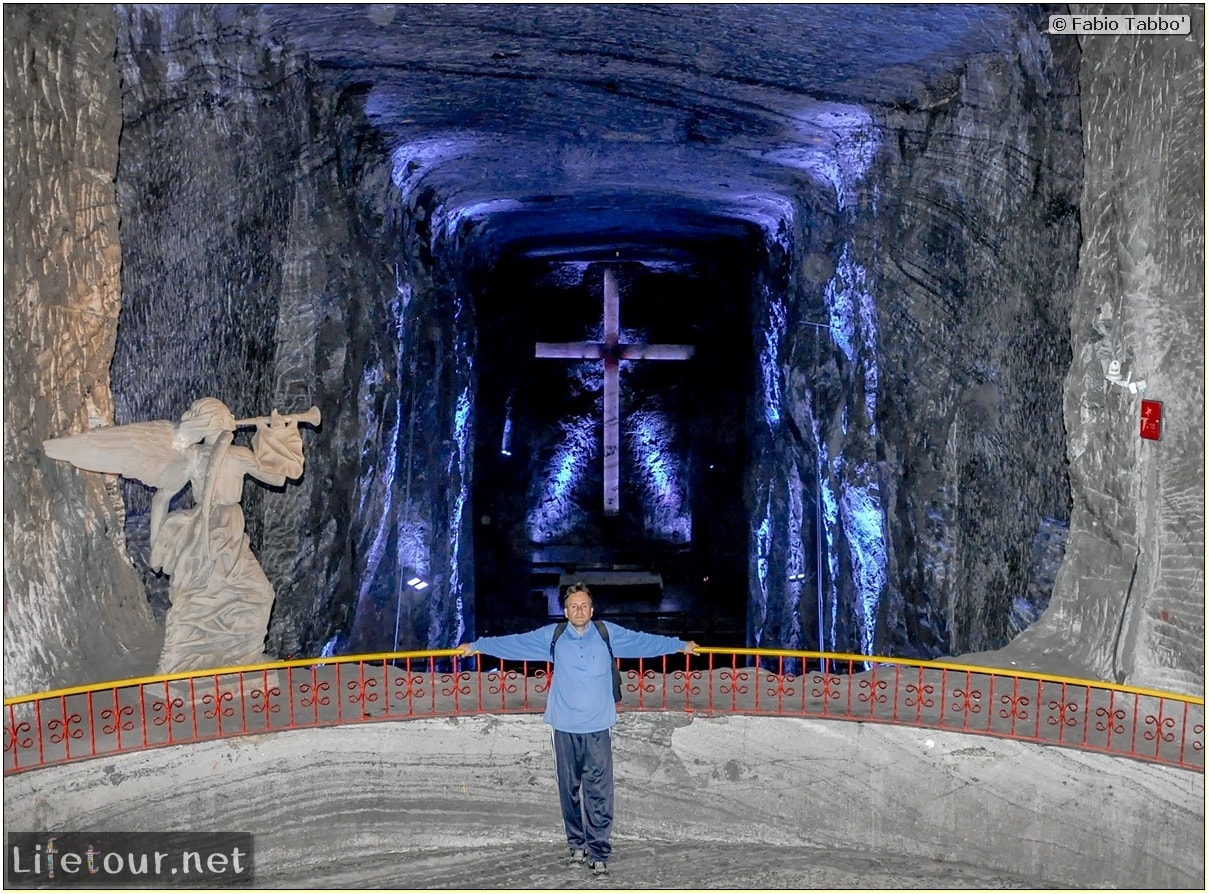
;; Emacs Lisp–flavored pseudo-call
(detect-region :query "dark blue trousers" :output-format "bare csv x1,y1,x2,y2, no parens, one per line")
552,729,614,862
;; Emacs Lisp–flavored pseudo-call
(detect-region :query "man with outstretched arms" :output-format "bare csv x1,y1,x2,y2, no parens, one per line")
459,582,697,877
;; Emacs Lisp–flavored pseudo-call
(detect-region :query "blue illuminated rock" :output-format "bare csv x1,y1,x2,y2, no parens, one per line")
2,4,1201,696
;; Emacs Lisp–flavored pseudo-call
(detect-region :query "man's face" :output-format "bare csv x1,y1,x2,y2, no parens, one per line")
564,592,593,627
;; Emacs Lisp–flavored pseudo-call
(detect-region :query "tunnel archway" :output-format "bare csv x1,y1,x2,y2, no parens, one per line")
471,237,761,643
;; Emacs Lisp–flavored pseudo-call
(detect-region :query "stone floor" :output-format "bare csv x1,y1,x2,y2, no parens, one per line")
5,714,1202,890
257,840,1052,889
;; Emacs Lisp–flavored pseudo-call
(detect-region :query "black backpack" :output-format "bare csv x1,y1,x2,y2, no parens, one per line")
551,619,623,703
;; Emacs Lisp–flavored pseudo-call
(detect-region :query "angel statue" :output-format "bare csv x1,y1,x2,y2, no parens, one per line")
43,397,321,675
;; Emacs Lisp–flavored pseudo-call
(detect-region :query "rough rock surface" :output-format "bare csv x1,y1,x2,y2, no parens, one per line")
4,714,1202,889
109,6,474,661
869,34,1082,658
753,19,1082,661
110,5,313,625
993,4,1206,694
1,5,1202,696
2,6,160,696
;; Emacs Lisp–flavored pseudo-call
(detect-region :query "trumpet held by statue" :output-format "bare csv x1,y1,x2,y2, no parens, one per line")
234,406,322,429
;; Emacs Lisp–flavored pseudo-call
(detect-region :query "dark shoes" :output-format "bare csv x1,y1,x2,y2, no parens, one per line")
569,848,607,877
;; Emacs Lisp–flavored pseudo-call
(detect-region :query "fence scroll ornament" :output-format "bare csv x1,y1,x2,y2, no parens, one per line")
2,654,1204,774
44,397,321,675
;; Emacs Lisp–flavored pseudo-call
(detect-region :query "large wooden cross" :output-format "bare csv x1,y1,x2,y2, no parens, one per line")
536,267,694,515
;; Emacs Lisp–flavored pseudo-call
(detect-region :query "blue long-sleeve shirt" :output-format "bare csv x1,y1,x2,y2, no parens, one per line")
469,622,687,734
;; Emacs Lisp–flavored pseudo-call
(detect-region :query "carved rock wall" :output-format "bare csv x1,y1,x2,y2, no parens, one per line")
752,20,1083,661
259,87,412,658
2,5,1201,695
111,5,310,615
2,6,159,696
867,24,1083,658
1001,5,1205,693
279,114,475,658
108,7,467,659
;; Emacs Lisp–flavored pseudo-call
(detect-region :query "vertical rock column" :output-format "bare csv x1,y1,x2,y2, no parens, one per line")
868,28,1081,660
3,6,160,695
1013,7,1205,692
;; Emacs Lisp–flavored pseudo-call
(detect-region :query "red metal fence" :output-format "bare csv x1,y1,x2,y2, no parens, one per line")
4,648,1203,775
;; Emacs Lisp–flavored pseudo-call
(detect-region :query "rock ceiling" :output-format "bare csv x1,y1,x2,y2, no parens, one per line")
260,3,1029,260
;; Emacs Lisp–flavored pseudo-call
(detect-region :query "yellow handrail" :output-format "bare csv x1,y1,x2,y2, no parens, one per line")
692,646,1206,704
4,647,1202,707
1,650,463,706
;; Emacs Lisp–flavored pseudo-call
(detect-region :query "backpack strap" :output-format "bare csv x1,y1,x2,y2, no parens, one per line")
550,621,569,661
594,620,623,703
593,619,614,657
549,620,624,704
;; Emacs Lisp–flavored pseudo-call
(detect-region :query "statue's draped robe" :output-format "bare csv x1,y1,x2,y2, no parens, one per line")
151,425,304,673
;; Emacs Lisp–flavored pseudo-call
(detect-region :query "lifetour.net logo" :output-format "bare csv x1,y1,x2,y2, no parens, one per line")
5,832,254,888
